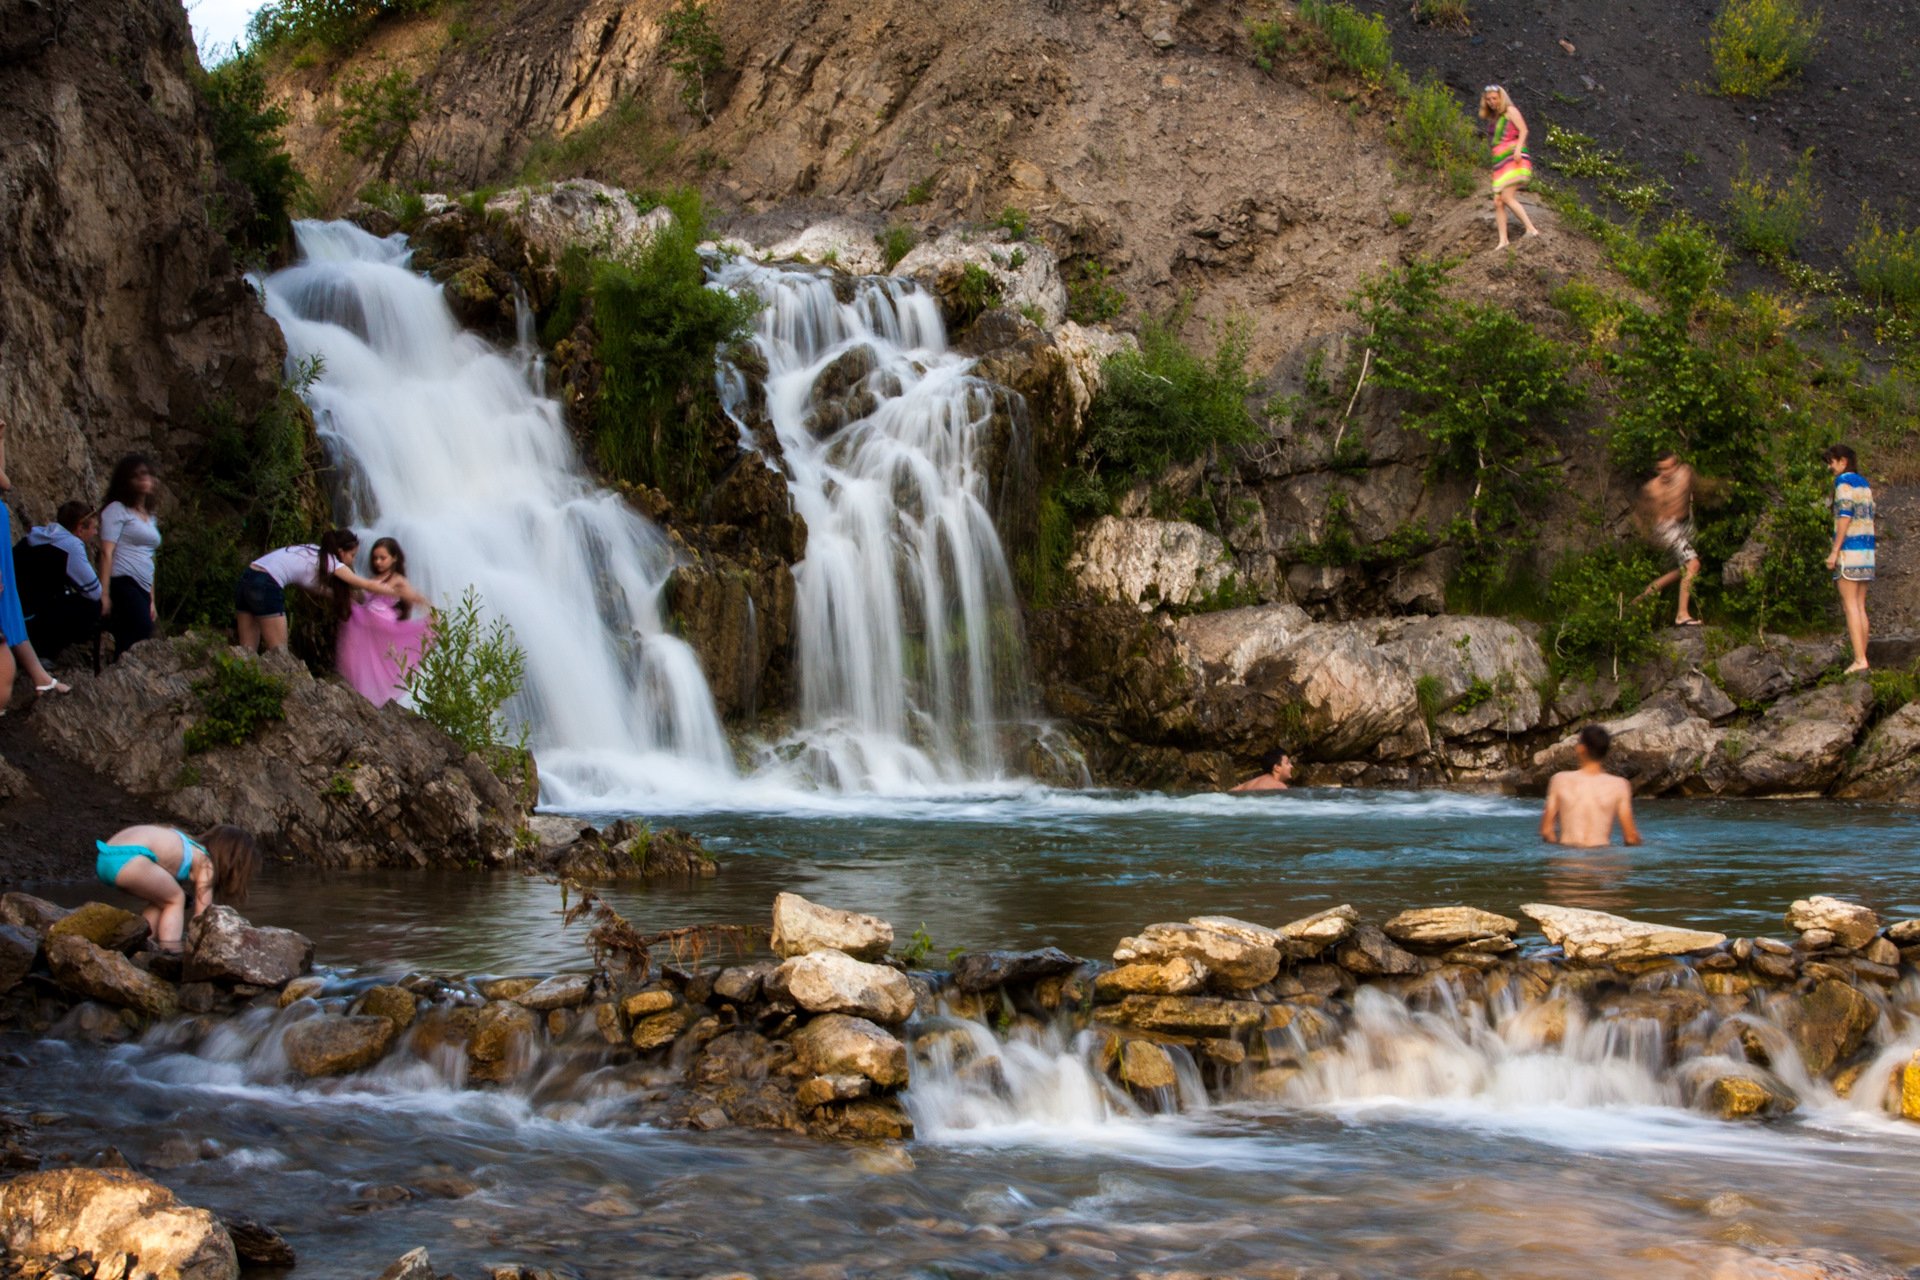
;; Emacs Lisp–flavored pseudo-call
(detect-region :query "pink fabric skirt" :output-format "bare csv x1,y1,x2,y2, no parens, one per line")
336,599,430,706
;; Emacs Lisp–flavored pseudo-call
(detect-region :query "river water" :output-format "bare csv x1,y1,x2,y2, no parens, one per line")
10,790,1920,1277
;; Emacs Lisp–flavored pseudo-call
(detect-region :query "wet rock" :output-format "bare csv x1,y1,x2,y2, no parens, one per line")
1697,1068,1798,1120
814,1096,915,1141
1094,957,1209,997
1068,516,1238,611
278,975,325,1006
0,892,68,933
476,977,541,1001
770,892,893,961
511,974,594,1011
1783,979,1879,1076
468,1002,541,1083
1900,1051,1920,1122
46,935,179,1018
183,907,313,988
223,1217,296,1268
1277,905,1359,957
1113,923,1280,990
621,989,676,1020
796,1074,872,1108
1784,896,1881,951
630,1008,692,1051
713,961,777,1004
358,985,418,1031
950,947,1078,993
1333,924,1422,976
283,1014,396,1077
1521,904,1727,964
1117,1039,1179,1093
375,1247,437,1280
589,1001,623,1043
790,1014,909,1088
538,820,717,881
769,950,915,1024
1382,907,1519,950
0,923,36,995
1092,995,1265,1037
1884,920,1920,946
0,1167,238,1279
46,902,149,954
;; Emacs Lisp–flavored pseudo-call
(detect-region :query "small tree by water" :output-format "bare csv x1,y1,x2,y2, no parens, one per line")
404,587,529,778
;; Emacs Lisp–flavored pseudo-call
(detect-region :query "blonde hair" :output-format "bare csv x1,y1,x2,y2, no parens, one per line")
1478,85,1513,120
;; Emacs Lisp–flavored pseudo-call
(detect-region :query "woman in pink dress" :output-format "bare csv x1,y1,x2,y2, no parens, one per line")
336,537,432,706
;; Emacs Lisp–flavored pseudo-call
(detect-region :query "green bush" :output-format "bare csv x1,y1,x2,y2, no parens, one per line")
1721,463,1835,630
403,587,529,777
1393,75,1480,192
247,0,438,58
1298,0,1393,85
880,224,918,271
990,207,1030,241
1413,0,1470,27
951,263,1001,325
186,652,290,753
337,68,422,177
1066,259,1127,324
903,175,936,206
1726,147,1821,261
582,189,760,499
1247,18,1288,72
1710,0,1822,97
660,0,725,122
1848,205,1920,316
1543,546,1667,678
1082,306,1263,485
199,51,302,256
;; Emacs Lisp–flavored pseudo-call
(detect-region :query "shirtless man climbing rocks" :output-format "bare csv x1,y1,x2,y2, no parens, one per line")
1541,725,1641,847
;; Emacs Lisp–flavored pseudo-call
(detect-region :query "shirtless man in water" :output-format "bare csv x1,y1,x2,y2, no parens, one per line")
1232,749,1293,793
1540,725,1641,847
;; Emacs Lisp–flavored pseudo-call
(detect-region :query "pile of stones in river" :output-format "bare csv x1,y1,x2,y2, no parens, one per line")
4,887,1919,1136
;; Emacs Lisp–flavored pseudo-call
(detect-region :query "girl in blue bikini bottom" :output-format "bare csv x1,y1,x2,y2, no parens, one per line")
93,823,261,952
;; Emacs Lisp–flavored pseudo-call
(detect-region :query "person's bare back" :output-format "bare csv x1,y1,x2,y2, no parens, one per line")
1541,725,1641,847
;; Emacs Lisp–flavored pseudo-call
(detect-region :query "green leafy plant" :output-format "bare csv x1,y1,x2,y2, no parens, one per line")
1542,545,1667,678
1247,18,1288,71
1726,146,1821,261
1709,0,1822,97
323,761,360,798
1298,0,1393,85
1847,204,1920,317
1413,0,1469,27
1393,74,1481,195
1066,259,1127,324
1082,305,1262,487
1414,674,1445,732
880,223,918,271
246,0,440,57
402,587,530,777
337,68,422,178
185,652,290,753
904,175,936,206
951,262,1002,325
902,924,936,967
1544,125,1674,216
659,0,726,122
991,207,1030,241
198,51,302,256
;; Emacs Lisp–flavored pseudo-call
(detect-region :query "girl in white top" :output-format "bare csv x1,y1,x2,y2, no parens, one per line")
98,453,163,661
234,528,427,652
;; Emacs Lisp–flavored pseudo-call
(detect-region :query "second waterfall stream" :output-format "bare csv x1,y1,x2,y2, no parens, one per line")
264,223,1036,802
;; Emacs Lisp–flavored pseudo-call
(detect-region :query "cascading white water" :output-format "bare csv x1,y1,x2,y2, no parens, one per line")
262,221,734,804
714,261,1032,791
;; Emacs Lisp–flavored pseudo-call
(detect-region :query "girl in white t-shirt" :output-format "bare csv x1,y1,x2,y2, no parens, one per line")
234,528,426,652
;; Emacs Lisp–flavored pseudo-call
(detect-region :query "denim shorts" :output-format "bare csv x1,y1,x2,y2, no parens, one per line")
234,567,287,617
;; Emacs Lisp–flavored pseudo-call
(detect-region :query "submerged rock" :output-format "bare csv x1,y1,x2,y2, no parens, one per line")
1783,978,1879,1076
375,1247,438,1280
282,1014,396,1078
770,949,915,1024
223,1217,297,1268
770,892,893,961
1695,1068,1798,1120
184,907,313,988
0,1167,238,1280
45,935,178,1018
1520,904,1726,964
1785,896,1881,951
790,1014,909,1088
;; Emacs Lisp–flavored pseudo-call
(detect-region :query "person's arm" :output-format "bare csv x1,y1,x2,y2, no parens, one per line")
1540,777,1561,843
1507,103,1528,153
68,541,102,599
1828,484,1853,569
332,565,428,606
190,858,215,917
97,519,118,615
1617,789,1642,846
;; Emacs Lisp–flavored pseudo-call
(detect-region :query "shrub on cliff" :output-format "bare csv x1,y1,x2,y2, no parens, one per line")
1082,305,1262,489
1542,546,1665,679
247,0,441,59
199,51,302,257
403,587,529,779
1709,0,1822,98
185,651,290,753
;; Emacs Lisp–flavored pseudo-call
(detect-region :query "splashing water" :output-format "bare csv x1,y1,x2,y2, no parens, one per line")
262,221,735,805
715,261,1035,791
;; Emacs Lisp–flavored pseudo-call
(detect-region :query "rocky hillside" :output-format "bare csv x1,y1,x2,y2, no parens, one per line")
0,0,286,520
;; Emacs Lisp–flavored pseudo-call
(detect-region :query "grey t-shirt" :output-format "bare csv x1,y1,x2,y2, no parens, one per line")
99,501,161,593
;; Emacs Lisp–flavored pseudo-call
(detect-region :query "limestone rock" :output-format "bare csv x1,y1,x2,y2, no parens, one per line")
1785,897,1881,951
0,924,37,995
1334,923,1423,976
468,1001,541,1082
1188,916,1284,948
46,935,179,1017
796,1073,872,1108
46,902,149,953
1900,1051,1920,1122
485,180,671,260
621,989,676,1020
0,1168,238,1280
1382,907,1520,950
1836,703,1920,801
512,974,595,1011
282,1014,396,1077
950,947,1078,992
1094,957,1209,998
1531,702,1722,795
1698,1069,1798,1120
1118,1039,1179,1092
1068,516,1238,612
1888,920,1920,946
1706,680,1873,795
1092,995,1265,1037
477,977,541,1001
713,961,778,1004
357,985,417,1031
1521,904,1726,964
184,907,313,987
790,1014,910,1088
1113,923,1279,990
1374,615,1549,737
770,892,893,960
630,1008,692,1051
1278,905,1359,957
0,892,67,933
1714,638,1845,705
770,949,915,1024
1783,978,1879,1076
894,228,1069,328
753,217,888,275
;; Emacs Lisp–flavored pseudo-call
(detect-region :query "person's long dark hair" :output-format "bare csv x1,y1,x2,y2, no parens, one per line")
197,825,261,905
371,536,411,619
102,454,157,514
316,529,360,622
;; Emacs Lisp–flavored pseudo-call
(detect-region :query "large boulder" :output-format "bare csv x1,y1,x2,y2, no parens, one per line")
893,228,1069,328
1784,896,1881,951
184,907,313,988
1375,616,1549,737
484,179,672,260
1713,638,1845,705
1781,979,1879,1076
281,1014,396,1077
1113,922,1280,990
35,640,531,869
45,934,179,1017
46,902,149,953
1703,680,1873,795
790,1014,909,1088
769,950,916,1024
0,1168,238,1280
1835,703,1920,801
770,893,893,961
1531,701,1722,795
1520,904,1726,964
1068,517,1239,612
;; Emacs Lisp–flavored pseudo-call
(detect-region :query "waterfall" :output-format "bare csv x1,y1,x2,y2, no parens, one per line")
714,261,1032,791
261,221,735,805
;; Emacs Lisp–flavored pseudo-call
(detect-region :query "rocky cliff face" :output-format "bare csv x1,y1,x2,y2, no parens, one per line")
0,0,285,522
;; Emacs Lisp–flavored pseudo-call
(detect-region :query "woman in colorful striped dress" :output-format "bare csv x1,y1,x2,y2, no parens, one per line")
1479,85,1540,249
1824,443,1875,673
